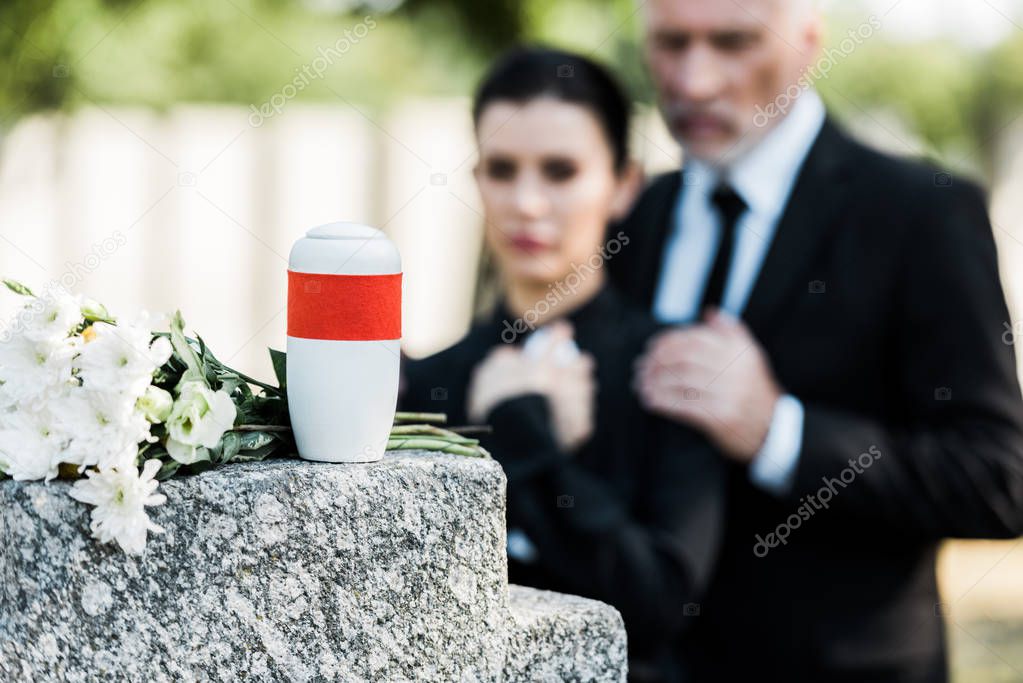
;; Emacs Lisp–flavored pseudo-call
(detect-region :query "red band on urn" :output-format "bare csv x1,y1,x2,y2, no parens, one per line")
287,270,402,341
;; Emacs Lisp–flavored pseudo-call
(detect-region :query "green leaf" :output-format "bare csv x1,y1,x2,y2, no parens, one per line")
156,459,181,481
181,460,215,476
238,430,276,451
212,366,245,396
191,337,281,397
220,431,242,463
231,441,283,462
169,311,205,388
3,279,34,297
236,382,254,401
269,348,287,391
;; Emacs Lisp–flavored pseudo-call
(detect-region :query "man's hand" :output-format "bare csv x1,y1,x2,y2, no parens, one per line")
468,321,596,452
635,309,782,462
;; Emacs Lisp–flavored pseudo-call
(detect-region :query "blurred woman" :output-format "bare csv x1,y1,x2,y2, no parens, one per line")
401,47,723,682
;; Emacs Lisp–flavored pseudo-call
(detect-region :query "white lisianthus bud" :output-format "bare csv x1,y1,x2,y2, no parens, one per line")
137,385,173,423
165,439,211,465
164,381,237,464
80,298,112,322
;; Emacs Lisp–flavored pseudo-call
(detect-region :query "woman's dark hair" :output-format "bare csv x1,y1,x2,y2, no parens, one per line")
472,46,631,173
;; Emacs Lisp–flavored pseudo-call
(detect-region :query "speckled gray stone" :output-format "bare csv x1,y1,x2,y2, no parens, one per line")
0,452,626,682
505,586,627,681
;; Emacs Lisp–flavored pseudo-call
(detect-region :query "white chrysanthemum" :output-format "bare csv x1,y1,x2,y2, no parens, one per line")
0,332,79,410
75,316,171,398
165,381,236,465
69,459,166,555
22,287,83,345
54,388,149,472
0,407,64,481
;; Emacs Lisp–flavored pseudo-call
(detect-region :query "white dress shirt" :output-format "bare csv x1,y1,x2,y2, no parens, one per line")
652,89,827,495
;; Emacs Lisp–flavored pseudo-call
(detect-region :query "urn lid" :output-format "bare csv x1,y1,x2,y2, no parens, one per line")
306,222,383,240
290,221,401,275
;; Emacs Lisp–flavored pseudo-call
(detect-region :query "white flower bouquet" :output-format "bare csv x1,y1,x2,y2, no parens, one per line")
0,280,488,555
0,279,292,554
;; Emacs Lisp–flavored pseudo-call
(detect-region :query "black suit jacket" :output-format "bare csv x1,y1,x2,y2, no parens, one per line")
608,118,1023,682
401,285,724,682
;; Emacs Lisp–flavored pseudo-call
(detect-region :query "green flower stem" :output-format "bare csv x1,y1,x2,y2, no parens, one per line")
393,411,446,425
389,424,475,442
388,433,478,447
387,422,490,458
218,369,280,395
385,438,487,458
439,443,489,458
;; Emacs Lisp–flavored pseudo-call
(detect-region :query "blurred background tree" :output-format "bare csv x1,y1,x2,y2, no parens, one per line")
2,0,1021,182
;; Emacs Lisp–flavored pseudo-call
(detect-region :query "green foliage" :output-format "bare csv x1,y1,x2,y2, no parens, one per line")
269,347,287,391
400,0,524,53
153,313,292,480
1,0,1020,181
0,0,528,120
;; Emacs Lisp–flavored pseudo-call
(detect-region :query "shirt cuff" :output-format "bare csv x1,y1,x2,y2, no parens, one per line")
506,528,539,564
748,394,804,496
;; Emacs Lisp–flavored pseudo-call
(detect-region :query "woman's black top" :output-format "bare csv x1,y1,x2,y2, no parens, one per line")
401,284,724,682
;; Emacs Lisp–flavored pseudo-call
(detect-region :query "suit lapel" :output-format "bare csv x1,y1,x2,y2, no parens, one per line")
741,119,855,339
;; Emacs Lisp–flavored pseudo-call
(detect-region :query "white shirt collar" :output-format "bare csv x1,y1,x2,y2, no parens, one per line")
682,89,827,217
729,89,826,216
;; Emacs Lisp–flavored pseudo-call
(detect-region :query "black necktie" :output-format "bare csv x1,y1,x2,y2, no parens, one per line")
700,183,748,312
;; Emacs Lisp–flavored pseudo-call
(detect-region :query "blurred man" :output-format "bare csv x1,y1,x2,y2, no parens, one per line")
609,0,1023,680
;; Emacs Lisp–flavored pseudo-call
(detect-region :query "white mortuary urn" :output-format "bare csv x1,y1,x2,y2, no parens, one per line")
287,222,402,463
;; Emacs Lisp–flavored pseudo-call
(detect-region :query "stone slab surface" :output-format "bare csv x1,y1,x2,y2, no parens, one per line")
0,452,626,682
505,585,628,682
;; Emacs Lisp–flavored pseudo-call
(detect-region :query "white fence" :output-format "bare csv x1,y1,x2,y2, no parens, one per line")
0,101,678,381
0,101,1020,386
